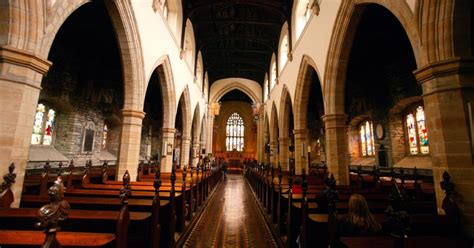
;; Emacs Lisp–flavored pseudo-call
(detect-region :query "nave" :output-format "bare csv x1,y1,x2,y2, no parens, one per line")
184,174,277,248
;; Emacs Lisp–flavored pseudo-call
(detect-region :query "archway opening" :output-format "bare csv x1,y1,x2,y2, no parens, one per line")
213,89,256,172
141,68,164,163
306,69,325,166
29,1,124,171
344,4,424,170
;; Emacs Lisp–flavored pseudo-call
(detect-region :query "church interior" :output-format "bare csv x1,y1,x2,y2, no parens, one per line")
0,0,474,247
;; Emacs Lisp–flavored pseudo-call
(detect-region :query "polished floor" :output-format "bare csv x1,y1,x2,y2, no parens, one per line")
184,174,277,248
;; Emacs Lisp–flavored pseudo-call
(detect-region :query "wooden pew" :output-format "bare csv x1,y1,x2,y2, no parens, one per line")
0,175,119,248
0,163,16,208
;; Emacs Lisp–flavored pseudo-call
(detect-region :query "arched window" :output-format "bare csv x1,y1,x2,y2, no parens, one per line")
295,0,313,40
279,33,289,71
31,103,56,145
270,59,277,89
226,113,244,151
405,105,429,155
102,124,108,149
161,0,169,20
359,120,375,156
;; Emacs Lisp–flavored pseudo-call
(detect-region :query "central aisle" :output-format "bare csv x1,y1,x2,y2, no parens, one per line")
184,174,277,248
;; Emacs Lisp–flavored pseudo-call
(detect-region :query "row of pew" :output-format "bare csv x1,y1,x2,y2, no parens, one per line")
245,163,470,248
0,160,222,247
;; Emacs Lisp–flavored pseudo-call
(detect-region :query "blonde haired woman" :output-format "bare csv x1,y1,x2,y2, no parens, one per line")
338,194,382,235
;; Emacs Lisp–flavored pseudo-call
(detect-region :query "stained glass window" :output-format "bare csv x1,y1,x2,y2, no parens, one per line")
406,105,429,155
102,124,108,149
359,120,375,156
226,113,244,151
31,103,56,145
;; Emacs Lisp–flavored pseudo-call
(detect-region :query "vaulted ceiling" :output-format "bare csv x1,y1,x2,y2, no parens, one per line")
183,0,293,86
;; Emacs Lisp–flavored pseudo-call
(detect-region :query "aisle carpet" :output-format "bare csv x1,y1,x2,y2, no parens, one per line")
184,174,277,248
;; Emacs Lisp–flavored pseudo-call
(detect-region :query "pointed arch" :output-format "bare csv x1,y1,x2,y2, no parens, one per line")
279,85,294,138
148,55,177,128
324,0,424,115
294,55,324,130
40,1,145,111
191,103,201,143
177,86,192,139
270,102,279,146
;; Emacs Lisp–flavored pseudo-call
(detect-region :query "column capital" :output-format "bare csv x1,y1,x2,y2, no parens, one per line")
322,113,347,126
0,45,52,75
121,109,146,119
278,137,289,143
414,57,474,96
161,128,176,134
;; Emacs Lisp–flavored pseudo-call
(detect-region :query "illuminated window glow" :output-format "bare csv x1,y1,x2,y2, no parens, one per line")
31,103,56,145
359,120,375,156
406,105,429,155
226,113,244,151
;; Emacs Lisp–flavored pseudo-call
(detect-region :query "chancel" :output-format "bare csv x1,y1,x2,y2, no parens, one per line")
0,0,473,247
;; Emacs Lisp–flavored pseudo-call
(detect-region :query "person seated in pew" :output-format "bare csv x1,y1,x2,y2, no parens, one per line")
338,194,382,236
292,178,302,194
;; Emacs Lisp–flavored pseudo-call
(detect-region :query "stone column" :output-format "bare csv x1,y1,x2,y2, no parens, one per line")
323,114,349,185
279,137,289,171
192,141,200,167
294,129,309,175
117,109,145,180
160,128,176,172
414,58,474,234
206,115,214,155
269,141,278,166
257,111,265,163
0,46,51,207
180,136,191,167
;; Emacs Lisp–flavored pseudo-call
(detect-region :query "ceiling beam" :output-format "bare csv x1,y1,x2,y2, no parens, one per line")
198,37,276,52
186,1,288,20
193,19,282,28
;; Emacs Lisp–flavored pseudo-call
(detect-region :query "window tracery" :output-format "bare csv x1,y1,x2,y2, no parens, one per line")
31,103,56,145
226,113,244,152
406,105,429,155
359,120,375,156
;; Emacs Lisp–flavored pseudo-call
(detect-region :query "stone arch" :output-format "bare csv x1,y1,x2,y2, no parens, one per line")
177,86,192,140
191,103,201,142
279,85,294,138
269,102,279,142
0,0,53,54
41,1,145,111
418,0,473,62
190,103,201,165
324,0,424,115
210,78,262,104
294,54,324,131
147,55,177,129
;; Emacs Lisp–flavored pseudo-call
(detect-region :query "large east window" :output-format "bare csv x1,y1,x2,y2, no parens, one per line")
31,103,56,145
226,113,244,151
359,120,375,156
405,105,429,155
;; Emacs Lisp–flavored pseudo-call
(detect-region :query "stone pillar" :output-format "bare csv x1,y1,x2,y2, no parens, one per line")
117,109,145,181
294,129,309,175
279,137,289,171
0,46,51,207
257,111,265,163
323,114,349,185
269,141,278,166
206,115,214,155
192,142,200,167
160,128,176,172
414,58,474,234
180,136,191,167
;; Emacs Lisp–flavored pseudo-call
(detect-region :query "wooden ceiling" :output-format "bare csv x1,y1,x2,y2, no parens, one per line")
183,0,293,86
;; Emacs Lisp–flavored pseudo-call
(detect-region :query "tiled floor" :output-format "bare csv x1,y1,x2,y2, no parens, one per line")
184,174,277,248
